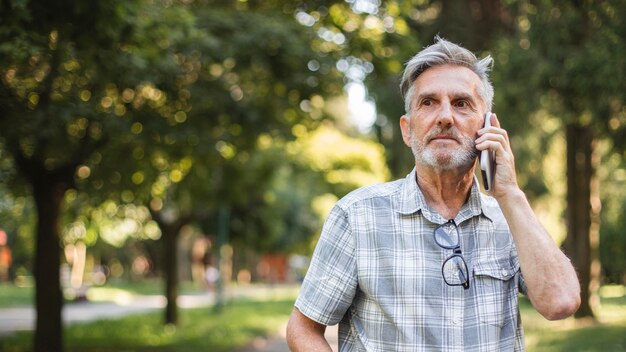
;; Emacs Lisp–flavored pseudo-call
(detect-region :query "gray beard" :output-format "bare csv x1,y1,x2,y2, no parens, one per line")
410,129,479,170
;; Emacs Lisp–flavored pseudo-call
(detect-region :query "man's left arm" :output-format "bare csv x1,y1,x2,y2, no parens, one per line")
497,190,580,320
476,114,581,320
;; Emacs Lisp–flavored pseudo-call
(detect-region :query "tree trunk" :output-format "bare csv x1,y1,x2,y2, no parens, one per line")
163,223,179,325
565,123,601,319
32,179,66,352
150,210,191,326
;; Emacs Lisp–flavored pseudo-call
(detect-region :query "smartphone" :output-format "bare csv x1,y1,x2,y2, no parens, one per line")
480,112,495,192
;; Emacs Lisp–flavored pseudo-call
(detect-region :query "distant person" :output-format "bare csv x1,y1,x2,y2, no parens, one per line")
0,229,11,282
286,37,580,351
205,265,219,290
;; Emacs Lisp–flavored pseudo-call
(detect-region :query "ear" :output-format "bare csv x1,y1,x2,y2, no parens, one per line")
399,115,412,147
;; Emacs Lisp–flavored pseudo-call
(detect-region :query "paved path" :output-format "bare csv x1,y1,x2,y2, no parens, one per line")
0,293,214,337
238,322,338,352
0,285,339,351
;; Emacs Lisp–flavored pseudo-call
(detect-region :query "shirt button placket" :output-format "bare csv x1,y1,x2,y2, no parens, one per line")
449,289,464,351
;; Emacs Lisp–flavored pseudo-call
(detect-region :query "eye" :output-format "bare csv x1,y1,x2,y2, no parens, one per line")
421,98,433,106
454,100,470,108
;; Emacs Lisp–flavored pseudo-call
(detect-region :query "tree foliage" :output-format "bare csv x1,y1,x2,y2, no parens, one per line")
1,0,185,349
0,0,353,345
3,1,626,349
491,0,626,318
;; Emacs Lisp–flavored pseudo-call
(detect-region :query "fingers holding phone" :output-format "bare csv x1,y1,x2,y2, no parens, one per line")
480,112,495,191
476,113,518,196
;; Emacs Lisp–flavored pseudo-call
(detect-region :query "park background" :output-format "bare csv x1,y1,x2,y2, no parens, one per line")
0,0,625,351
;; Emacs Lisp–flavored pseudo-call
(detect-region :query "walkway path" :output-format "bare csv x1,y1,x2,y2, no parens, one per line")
0,293,213,337
0,285,339,351
238,322,338,352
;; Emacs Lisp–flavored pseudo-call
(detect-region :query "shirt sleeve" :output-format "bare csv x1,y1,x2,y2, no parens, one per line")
510,242,528,295
295,204,358,326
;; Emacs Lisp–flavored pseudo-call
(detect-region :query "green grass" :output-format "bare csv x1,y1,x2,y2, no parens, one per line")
101,278,206,296
66,298,293,352
0,282,34,307
1,283,624,351
522,285,626,351
0,290,296,352
0,278,206,308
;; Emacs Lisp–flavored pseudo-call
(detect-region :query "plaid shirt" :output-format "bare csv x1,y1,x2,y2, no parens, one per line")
295,169,528,351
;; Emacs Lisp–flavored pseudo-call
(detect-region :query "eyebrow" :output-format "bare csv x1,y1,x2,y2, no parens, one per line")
416,91,477,102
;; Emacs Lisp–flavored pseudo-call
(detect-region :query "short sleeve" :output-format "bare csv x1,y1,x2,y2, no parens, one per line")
294,204,358,326
510,242,528,295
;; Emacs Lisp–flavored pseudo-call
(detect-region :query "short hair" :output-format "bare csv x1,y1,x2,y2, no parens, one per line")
400,36,494,113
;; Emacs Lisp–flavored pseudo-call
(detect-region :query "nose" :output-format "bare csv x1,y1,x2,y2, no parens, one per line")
436,102,453,127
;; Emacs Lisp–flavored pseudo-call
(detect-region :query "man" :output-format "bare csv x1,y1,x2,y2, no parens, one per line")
286,37,580,351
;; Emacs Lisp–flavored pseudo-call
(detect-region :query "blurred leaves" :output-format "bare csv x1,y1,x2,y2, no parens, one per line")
2,0,626,283
0,0,392,263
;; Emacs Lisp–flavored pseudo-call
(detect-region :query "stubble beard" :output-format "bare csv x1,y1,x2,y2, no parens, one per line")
410,128,479,171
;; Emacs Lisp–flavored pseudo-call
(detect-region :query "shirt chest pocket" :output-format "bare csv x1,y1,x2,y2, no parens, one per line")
473,261,519,328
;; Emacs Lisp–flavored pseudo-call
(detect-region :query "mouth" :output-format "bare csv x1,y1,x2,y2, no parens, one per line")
429,134,458,143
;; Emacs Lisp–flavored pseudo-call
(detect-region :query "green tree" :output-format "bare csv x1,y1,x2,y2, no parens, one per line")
598,149,626,285
493,0,626,318
0,147,35,280
0,1,188,350
73,1,346,324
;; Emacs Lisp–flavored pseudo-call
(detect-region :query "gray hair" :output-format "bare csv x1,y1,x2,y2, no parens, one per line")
400,36,494,113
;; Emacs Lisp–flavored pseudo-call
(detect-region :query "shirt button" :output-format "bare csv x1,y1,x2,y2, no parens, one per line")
501,268,509,277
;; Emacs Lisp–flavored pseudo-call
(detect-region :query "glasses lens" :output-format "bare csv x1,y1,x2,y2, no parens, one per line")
434,222,459,248
442,255,469,286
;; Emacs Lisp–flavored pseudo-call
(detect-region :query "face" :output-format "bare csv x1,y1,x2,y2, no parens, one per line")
400,64,486,171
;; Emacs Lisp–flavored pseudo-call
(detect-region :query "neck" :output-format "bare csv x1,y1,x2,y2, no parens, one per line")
415,164,476,220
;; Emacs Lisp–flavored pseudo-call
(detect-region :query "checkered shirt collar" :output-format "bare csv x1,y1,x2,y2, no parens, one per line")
392,167,497,222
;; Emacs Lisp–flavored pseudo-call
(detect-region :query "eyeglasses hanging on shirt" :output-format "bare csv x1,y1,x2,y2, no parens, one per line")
433,220,470,290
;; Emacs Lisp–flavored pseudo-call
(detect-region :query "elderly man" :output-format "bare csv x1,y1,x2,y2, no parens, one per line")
287,37,580,351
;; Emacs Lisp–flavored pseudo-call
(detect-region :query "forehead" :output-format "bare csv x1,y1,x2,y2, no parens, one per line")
413,64,482,98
